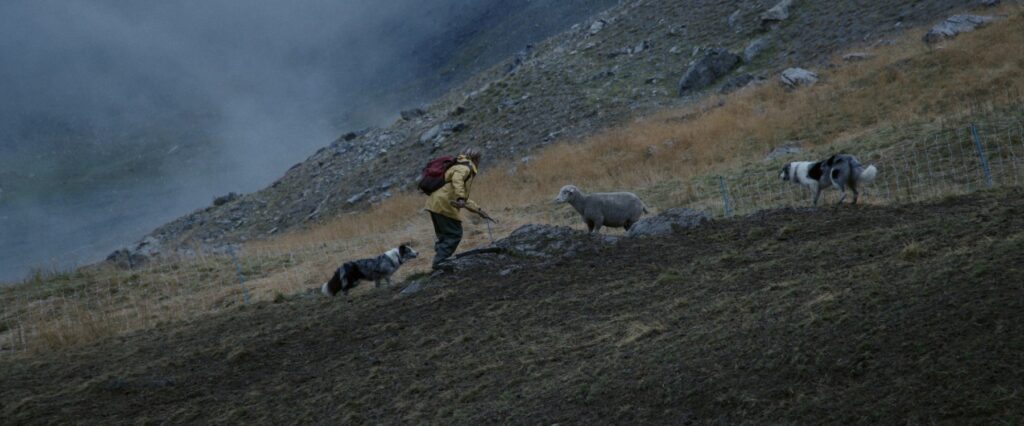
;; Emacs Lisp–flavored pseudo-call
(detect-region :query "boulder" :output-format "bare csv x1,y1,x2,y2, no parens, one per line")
213,192,239,206
764,143,803,160
631,40,650,54
400,280,424,295
497,224,617,258
743,37,769,63
105,249,149,270
760,0,793,29
780,68,818,88
627,209,710,237
923,15,995,44
419,125,441,144
728,10,742,30
346,189,370,205
443,122,467,133
400,108,425,121
718,73,760,94
133,235,162,257
842,52,873,62
677,48,741,96
589,19,607,36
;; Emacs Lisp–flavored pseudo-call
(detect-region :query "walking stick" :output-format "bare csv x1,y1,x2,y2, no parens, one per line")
451,201,498,245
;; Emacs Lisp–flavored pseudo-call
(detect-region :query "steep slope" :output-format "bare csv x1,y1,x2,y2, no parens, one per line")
4,188,1023,424
139,0,983,257
0,0,620,282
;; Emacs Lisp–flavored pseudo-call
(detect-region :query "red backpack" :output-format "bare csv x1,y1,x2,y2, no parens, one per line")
418,156,476,195
418,156,457,195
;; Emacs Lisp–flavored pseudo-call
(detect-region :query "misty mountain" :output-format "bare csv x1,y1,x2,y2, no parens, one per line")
0,0,619,282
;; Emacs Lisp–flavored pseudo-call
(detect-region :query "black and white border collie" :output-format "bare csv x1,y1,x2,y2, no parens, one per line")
781,154,878,206
321,244,419,296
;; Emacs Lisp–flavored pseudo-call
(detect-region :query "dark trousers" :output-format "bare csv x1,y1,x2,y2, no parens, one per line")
429,212,463,268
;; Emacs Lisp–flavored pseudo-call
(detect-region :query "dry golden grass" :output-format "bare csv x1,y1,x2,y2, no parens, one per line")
3,6,1022,355
269,5,1024,261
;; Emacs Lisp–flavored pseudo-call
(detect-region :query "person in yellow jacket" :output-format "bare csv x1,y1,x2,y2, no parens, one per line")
425,147,490,269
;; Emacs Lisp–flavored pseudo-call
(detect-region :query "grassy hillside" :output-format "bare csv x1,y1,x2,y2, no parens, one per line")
140,0,982,253
2,4,1024,423
3,187,1023,424
2,4,1022,357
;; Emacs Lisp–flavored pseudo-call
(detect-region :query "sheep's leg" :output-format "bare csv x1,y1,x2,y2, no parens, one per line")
624,219,633,231
592,218,604,234
585,219,595,232
375,279,382,289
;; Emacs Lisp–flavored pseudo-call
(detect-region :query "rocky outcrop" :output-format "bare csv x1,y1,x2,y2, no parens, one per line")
213,192,239,207
419,125,442,144
718,73,762,94
499,224,617,257
842,52,873,62
780,68,818,88
923,15,994,44
400,108,426,121
678,48,741,96
760,0,794,30
105,249,149,270
627,209,710,237
743,37,770,63
416,224,616,281
764,143,803,160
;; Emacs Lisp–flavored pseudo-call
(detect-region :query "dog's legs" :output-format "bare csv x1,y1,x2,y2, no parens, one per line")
850,181,859,205
812,187,821,206
836,187,847,205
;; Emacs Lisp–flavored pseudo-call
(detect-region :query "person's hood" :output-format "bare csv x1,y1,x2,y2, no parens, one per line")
456,155,478,175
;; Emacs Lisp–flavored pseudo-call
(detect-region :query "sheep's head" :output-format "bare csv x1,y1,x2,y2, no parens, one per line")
554,185,580,203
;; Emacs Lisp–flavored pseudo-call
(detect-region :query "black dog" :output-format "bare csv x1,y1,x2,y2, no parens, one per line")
321,244,419,296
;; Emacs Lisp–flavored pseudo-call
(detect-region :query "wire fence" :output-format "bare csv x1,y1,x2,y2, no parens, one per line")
679,116,1024,217
3,111,1024,354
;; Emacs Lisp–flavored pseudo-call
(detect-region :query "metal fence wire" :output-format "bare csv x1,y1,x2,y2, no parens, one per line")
681,116,1024,217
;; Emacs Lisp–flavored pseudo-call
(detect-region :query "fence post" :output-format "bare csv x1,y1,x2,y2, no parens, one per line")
228,246,251,305
718,176,733,217
970,123,994,187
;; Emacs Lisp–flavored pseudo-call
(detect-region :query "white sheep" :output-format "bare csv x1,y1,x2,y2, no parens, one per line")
554,185,648,233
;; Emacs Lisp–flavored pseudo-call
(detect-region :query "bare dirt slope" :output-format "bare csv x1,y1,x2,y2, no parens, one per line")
3,188,1024,424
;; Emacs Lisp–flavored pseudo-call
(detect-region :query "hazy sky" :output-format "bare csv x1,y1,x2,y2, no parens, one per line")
0,0,487,180
0,0,613,282
0,0,496,281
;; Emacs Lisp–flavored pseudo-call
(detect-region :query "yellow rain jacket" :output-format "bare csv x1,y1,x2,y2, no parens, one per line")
425,155,480,221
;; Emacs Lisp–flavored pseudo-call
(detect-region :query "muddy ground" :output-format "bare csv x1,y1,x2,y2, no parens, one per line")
2,188,1023,424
